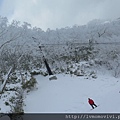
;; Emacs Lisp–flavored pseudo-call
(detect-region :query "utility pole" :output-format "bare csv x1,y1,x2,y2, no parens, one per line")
39,46,53,75
32,37,57,80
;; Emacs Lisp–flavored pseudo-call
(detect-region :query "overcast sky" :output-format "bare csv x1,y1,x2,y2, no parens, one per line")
0,0,120,31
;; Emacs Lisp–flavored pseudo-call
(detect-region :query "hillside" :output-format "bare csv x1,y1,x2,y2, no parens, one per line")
24,72,120,113
0,16,120,116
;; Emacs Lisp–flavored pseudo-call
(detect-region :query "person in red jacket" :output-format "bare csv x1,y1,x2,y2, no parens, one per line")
88,98,97,109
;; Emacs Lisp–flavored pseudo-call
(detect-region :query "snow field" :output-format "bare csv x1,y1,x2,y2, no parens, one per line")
24,74,120,113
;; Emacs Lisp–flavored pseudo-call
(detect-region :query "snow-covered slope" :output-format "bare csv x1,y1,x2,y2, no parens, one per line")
24,73,120,113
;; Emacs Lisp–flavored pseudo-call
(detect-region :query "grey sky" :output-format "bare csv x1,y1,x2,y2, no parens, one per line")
0,0,120,30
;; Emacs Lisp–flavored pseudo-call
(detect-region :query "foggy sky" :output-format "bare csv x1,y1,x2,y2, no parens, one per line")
0,0,120,31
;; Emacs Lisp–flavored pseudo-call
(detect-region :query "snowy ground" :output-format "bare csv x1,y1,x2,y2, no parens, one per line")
24,73,120,113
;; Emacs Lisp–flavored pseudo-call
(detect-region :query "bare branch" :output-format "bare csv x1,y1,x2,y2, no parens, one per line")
0,29,8,38
98,28,107,37
0,32,22,50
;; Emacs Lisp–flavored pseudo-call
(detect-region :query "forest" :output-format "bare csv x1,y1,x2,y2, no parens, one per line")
0,16,120,113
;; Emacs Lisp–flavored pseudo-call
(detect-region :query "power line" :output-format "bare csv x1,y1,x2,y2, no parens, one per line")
32,36,120,46
40,42,120,46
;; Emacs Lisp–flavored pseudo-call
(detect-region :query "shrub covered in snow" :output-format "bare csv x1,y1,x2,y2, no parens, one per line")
0,70,37,113
22,76,37,92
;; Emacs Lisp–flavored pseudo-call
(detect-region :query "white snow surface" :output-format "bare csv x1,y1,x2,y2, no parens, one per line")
24,73,120,113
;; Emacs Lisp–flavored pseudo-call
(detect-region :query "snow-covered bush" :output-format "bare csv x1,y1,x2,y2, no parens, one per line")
31,69,48,76
22,76,37,92
9,88,24,113
0,88,24,114
0,70,37,113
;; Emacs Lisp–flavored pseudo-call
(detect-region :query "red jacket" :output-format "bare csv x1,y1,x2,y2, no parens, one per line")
88,99,94,105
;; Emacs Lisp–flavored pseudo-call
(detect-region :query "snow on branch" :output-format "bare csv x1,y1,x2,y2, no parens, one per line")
0,32,22,50
0,67,13,94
